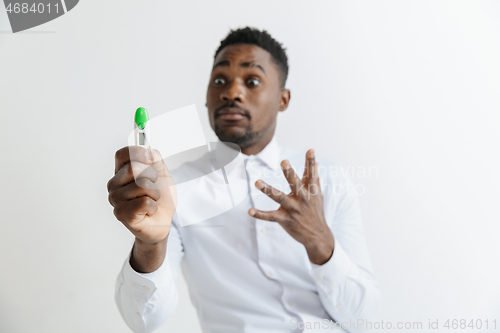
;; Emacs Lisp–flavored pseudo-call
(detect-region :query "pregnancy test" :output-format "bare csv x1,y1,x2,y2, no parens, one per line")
134,107,150,148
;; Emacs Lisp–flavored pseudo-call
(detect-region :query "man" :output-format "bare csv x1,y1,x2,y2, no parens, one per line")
107,27,380,333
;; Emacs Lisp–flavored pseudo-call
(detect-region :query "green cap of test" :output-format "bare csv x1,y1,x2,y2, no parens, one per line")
135,107,149,130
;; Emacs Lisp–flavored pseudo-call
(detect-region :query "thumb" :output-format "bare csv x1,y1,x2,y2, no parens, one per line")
148,148,177,205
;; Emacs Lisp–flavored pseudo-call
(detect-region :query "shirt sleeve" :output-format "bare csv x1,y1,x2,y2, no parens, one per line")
115,219,185,333
309,167,381,333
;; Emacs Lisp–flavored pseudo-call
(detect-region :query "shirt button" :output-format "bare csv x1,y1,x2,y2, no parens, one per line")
317,275,324,281
287,301,294,307
336,303,342,309
260,227,267,234
267,270,274,277
136,312,141,317
143,286,151,291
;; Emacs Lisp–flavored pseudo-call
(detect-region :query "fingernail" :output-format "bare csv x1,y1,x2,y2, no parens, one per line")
145,149,153,162
249,209,256,216
310,149,315,158
282,161,290,170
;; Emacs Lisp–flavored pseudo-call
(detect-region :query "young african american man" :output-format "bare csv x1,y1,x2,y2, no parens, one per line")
107,27,380,333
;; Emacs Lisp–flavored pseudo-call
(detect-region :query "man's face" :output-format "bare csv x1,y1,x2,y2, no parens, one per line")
206,44,290,149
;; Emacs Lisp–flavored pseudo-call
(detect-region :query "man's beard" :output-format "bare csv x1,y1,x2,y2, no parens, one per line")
214,123,260,148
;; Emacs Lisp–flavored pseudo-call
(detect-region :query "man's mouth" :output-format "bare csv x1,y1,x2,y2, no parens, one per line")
215,107,249,121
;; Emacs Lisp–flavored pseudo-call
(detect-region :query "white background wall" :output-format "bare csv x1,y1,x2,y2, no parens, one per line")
1,1,499,332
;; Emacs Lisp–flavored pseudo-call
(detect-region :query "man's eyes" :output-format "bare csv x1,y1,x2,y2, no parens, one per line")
214,78,226,85
212,77,261,86
246,78,260,87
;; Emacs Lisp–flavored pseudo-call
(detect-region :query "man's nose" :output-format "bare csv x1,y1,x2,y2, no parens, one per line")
221,80,245,103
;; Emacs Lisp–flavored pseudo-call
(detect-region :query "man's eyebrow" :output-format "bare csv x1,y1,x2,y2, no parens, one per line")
212,60,230,70
241,62,266,74
212,60,266,74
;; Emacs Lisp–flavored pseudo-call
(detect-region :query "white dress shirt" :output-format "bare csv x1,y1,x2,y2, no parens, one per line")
115,136,380,333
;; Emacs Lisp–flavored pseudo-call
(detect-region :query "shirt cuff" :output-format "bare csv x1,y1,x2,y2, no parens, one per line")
120,249,172,303
309,241,353,292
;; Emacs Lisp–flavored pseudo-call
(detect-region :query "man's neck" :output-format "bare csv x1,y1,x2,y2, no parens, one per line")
240,131,275,156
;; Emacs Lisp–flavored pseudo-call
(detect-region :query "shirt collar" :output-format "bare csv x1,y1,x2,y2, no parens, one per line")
241,135,281,170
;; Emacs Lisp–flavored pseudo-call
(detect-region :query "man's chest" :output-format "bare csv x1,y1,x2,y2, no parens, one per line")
178,193,317,290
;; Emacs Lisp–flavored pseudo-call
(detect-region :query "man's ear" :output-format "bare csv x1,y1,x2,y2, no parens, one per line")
279,89,291,112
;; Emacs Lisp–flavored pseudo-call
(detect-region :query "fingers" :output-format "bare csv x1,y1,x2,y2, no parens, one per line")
108,178,161,207
303,149,319,185
115,146,165,172
311,161,322,196
248,208,287,223
280,160,303,196
139,148,174,190
115,146,150,174
255,180,294,209
113,196,159,226
107,161,158,192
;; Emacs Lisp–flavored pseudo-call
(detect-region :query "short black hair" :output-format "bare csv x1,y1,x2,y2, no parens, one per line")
214,27,289,88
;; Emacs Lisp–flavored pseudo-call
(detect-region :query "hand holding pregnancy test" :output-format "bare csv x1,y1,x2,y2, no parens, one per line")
106,107,177,244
